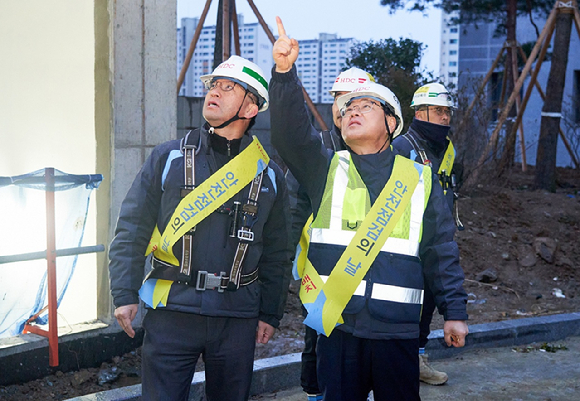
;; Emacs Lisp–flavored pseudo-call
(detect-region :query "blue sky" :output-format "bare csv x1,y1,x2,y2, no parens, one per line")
177,0,443,75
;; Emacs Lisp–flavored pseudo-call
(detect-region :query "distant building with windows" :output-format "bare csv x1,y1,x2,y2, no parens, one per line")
439,11,460,87
443,11,580,167
177,15,273,97
177,17,354,104
296,34,354,103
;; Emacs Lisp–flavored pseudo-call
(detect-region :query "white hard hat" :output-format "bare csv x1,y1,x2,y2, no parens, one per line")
410,82,455,109
336,82,404,138
329,67,375,96
200,55,269,112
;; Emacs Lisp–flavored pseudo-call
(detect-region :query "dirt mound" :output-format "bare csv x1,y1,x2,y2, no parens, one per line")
1,166,579,401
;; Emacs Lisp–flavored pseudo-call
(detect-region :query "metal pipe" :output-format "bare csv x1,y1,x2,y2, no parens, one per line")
232,0,241,55
0,245,105,264
176,0,213,95
45,168,59,367
223,0,230,60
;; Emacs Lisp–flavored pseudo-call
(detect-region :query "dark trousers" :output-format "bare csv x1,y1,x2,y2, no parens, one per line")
301,325,320,394
141,309,258,401
419,281,436,349
317,330,420,401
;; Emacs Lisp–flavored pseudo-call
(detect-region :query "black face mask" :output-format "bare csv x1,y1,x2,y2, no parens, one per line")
411,117,450,147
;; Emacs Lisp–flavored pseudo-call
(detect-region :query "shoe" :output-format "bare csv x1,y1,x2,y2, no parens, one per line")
419,354,448,385
306,394,323,401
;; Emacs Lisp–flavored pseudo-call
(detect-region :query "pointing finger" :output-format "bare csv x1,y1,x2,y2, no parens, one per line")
276,16,286,37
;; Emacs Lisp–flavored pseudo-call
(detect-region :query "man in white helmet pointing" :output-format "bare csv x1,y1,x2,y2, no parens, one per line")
392,82,462,386
270,17,468,400
109,55,292,401
287,66,375,401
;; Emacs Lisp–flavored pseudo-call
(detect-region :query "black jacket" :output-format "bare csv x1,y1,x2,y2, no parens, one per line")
269,66,467,338
108,126,293,328
392,121,457,214
286,126,344,248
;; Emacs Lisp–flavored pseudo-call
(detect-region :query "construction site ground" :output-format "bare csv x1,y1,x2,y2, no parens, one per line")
1,165,579,400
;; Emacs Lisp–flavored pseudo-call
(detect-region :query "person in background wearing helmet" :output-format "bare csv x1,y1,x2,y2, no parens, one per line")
109,55,292,401
270,17,468,400
286,66,375,401
392,82,461,386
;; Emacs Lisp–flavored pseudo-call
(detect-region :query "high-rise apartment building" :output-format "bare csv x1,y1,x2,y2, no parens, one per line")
177,16,354,104
296,34,354,103
439,11,460,87
177,15,273,97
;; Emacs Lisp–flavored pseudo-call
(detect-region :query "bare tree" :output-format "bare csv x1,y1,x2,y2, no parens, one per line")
534,9,574,190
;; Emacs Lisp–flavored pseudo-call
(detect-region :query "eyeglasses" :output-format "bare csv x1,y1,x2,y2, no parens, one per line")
206,79,239,92
206,78,260,106
427,106,453,118
341,100,380,117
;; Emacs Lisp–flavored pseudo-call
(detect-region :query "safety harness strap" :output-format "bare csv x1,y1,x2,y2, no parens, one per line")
226,172,263,290
145,136,270,266
403,132,455,194
403,132,430,167
180,136,197,276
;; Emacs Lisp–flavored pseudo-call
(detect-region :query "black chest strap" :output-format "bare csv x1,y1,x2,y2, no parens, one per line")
175,129,263,290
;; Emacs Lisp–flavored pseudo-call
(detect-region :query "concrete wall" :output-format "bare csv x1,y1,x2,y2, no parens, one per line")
97,0,177,320
0,0,99,327
0,0,178,336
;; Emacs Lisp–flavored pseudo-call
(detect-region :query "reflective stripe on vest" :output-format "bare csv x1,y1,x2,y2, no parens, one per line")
311,150,429,258
303,154,427,335
317,275,424,304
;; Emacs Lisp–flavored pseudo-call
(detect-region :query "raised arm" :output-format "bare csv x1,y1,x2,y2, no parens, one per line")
269,17,331,214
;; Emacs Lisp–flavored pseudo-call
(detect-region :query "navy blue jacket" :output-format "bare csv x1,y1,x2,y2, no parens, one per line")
269,66,467,339
286,126,344,248
108,126,293,328
392,122,455,214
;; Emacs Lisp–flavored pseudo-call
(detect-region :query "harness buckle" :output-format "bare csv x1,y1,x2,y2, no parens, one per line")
195,270,226,292
237,228,254,242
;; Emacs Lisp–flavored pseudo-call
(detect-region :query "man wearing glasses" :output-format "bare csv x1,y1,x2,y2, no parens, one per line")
392,82,461,386
109,55,292,401
270,17,468,400
287,67,375,401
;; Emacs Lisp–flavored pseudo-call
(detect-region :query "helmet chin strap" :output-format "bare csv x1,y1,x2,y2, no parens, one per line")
376,114,394,154
209,92,251,131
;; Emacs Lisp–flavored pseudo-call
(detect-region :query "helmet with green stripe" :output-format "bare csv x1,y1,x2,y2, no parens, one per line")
410,82,455,109
200,55,269,112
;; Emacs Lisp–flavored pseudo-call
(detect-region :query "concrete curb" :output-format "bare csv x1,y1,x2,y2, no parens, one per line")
0,322,144,386
66,312,580,401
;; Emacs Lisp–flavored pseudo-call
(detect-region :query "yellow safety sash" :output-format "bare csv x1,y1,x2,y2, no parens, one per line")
292,214,313,280
139,137,269,309
302,156,422,336
439,140,455,193
146,136,270,266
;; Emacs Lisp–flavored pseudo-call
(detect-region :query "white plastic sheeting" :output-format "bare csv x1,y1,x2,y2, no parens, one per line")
0,169,102,338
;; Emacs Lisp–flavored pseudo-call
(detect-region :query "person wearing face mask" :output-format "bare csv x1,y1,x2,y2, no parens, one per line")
392,83,463,386
109,55,292,401
270,17,468,401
